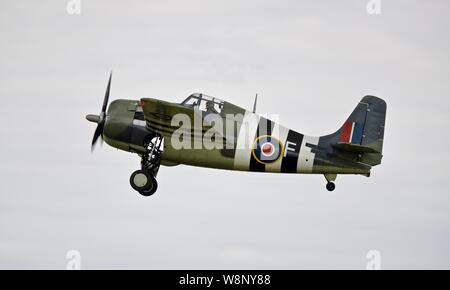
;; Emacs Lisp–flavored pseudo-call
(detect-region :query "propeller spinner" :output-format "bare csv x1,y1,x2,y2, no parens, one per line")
86,72,112,151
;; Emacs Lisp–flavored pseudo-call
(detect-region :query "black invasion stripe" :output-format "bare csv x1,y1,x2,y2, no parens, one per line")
280,130,304,173
249,117,274,172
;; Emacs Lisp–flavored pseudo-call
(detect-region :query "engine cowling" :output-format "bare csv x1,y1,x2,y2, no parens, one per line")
103,99,153,154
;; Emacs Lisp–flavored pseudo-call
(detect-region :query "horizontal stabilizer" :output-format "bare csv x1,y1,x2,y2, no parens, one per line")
332,142,381,154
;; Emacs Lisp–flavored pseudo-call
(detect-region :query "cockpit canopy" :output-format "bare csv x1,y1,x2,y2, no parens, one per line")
181,93,224,114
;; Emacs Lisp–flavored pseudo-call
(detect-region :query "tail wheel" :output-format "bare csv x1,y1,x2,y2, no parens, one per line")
326,182,336,192
130,170,157,196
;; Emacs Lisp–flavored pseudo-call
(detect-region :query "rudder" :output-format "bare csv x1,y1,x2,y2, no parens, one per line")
334,95,387,166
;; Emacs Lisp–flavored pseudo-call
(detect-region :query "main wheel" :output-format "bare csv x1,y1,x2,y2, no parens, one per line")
326,182,336,192
130,170,158,196
130,170,151,192
139,176,158,196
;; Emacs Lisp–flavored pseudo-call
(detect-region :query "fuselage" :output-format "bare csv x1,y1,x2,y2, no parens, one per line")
102,96,373,176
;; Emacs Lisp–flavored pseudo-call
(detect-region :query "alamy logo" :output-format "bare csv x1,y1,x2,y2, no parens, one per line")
66,0,81,15
170,111,281,150
66,250,81,270
366,250,381,270
366,0,381,15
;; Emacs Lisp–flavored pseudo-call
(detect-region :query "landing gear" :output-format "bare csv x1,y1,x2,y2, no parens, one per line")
326,182,335,192
324,174,337,192
130,135,163,197
130,170,158,196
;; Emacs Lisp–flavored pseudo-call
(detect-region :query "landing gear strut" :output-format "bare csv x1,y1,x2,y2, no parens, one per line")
129,135,163,196
324,174,337,192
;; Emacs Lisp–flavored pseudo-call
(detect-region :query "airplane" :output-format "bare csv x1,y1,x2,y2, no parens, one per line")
86,73,386,196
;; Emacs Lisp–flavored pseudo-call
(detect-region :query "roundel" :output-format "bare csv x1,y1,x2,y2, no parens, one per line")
252,135,284,164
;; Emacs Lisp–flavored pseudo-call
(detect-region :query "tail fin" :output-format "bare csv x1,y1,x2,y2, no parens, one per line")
331,95,387,166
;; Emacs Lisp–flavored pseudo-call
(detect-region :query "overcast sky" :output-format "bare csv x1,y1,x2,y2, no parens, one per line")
1,0,449,269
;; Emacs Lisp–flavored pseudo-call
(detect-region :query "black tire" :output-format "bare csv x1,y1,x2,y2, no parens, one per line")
130,170,151,192
326,182,336,192
139,175,158,196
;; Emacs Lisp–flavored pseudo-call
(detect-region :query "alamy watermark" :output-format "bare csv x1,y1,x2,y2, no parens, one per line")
64,249,381,269
366,249,381,270
66,0,81,15
366,0,381,15
169,110,281,151
66,250,81,270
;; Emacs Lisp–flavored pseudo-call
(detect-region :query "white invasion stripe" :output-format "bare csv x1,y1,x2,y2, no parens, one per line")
296,135,319,173
349,122,355,143
233,111,260,171
265,124,289,173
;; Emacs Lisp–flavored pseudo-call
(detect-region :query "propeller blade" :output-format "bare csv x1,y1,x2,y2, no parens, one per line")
89,72,112,152
91,123,104,151
101,71,112,114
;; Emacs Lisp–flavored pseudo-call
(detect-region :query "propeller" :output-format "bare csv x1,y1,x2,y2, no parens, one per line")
86,72,112,151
